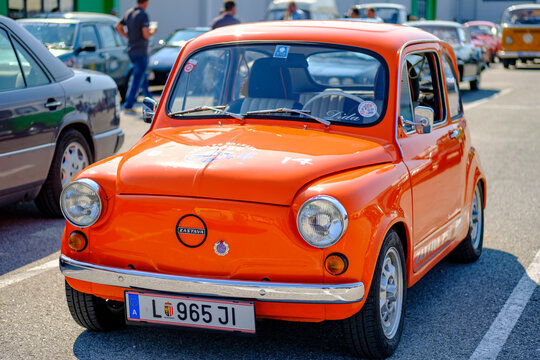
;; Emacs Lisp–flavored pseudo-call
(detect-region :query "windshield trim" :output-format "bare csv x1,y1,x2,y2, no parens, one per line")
165,41,389,128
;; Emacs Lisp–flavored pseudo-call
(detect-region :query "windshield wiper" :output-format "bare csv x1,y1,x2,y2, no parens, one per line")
246,108,330,126
169,106,243,121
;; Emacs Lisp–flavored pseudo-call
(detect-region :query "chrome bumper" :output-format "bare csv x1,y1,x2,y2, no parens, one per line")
60,255,364,304
497,50,540,58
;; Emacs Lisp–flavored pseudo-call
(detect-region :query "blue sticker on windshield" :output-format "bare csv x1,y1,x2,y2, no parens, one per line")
274,45,290,59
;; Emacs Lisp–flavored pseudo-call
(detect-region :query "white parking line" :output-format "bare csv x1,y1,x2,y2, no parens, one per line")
0,259,58,290
464,88,514,111
469,249,540,360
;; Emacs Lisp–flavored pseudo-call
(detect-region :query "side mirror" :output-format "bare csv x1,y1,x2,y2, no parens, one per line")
75,41,96,55
413,106,434,134
142,97,157,124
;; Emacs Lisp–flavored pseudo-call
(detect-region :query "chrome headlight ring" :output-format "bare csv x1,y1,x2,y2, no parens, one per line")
60,179,103,228
296,195,348,248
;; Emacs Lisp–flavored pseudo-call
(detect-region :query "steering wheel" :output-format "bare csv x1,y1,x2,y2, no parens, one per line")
302,90,365,109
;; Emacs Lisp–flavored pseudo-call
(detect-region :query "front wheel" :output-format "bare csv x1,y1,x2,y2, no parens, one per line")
65,281,125,331
342,230,407,359
450,183,484,263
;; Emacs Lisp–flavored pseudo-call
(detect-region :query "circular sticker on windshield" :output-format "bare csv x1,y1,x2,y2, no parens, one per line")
358,101,378,118
184,60,197,73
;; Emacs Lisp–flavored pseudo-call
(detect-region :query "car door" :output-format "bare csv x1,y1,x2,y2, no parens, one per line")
76,23,106,73
96,22,130,86
396,48,468,273
0,27,65,198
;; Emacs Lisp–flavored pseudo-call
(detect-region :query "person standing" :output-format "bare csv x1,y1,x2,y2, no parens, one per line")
115,0,156,111
211,1,240,29
283,2,307,20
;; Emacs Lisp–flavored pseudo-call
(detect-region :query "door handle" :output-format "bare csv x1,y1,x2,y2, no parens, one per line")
44,100,62,109
449,129,460,139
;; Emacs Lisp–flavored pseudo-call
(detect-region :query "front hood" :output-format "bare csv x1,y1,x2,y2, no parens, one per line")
150,47,182,68
117,125,393,205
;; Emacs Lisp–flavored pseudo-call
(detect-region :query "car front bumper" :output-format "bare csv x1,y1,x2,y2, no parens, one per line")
60,255,364,304
497,50,540,59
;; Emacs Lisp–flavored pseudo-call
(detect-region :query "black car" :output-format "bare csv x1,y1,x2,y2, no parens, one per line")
149,27,209,85
18,12,133,100
0,15,124,216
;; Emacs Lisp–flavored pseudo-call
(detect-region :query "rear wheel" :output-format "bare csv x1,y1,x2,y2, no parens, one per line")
342,230,407,359
450,183,484,263
35,129,92,217
65,281,125,331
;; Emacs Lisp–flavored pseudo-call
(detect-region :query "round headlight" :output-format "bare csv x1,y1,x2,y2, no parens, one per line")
60,179,102,227
297,195,348,248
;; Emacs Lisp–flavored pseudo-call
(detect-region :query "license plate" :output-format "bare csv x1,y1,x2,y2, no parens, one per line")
125,291,256,333
518,52,537,57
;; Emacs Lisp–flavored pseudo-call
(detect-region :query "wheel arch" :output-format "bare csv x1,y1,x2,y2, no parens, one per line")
56,122,95,160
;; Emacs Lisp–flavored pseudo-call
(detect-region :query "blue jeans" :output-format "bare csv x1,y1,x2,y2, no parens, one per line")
124,54,152,108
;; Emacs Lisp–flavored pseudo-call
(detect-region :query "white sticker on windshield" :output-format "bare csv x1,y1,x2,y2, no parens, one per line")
358,101,378,118
184,59,198,73
273,45,290,59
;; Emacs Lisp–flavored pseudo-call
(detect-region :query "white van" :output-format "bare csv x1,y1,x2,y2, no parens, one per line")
265,0,339,21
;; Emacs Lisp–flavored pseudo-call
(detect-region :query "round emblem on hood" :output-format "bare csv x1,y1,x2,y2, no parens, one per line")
176,215,207,248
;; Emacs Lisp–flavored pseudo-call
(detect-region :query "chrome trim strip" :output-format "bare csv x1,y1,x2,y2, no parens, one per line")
497,51,540,58
93,128,124,140
60,255,364,304
0,143,54,158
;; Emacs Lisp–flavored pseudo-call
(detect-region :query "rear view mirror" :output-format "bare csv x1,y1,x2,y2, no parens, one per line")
142,97,157,124
413,106,434,134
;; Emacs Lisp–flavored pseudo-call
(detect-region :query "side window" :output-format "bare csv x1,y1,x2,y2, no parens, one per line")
97,24,117,49
13,40,50,87
402,52,445,133
0,29,24,92
443,55,463,120
232,51,265,100
79,24,100,48
399,62,414,133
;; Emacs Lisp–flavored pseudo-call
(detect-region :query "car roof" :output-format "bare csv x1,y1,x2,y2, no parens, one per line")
20,12,119,22
464,21,497,27
196,20,438,53
405,20,464,29
355,3,406,10
505,4,540,12
0,15,73,82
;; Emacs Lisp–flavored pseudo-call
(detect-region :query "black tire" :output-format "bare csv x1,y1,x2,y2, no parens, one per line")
35,129,92,217
502,59,510,69
342,230,407,359
470,76,480,91
119,71,132,103
450,183,484,263
65,281,125,331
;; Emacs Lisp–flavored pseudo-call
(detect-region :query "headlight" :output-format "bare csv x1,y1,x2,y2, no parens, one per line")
60,179,102,227
505,36,513,45
297,195,348,248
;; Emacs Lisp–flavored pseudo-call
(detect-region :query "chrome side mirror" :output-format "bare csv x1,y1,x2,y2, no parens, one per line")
142,97,157,124
413,106,434,134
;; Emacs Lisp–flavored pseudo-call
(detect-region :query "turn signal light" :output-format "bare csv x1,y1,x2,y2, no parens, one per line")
68,231,88,252
325,253,348,275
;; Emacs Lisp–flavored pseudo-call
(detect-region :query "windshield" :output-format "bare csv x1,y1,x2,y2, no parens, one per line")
502,8,540,25
21,22,76,49
417,26,460,45
467,25,496,37
167,30,206,47
359,7,401,23
168,44,387,126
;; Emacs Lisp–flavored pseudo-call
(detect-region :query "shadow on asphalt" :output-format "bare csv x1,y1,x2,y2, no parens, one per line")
70,248,529,360
461,88,499,103
0,202,64,275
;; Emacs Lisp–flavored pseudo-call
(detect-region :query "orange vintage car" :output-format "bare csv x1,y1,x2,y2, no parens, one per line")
59,20,485,359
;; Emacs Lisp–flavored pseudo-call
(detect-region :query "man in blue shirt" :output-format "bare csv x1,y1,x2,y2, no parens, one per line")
283,2,307,20
211,1,240,29
115,0,156,111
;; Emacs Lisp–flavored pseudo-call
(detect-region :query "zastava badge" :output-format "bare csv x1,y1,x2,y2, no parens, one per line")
214,240,229,256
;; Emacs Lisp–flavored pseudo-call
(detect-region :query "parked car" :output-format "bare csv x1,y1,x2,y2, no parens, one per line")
18,12,132,100
464,20,501,63
59,20,485,359
264,0,338,20
406,20,484,90
498,4,540,68
354,3,407,24
149,27,209,86
0,15,124,216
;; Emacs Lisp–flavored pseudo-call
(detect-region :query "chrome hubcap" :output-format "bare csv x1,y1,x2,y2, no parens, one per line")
470,186,483,249
61,142,89,187
379,247,403,339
